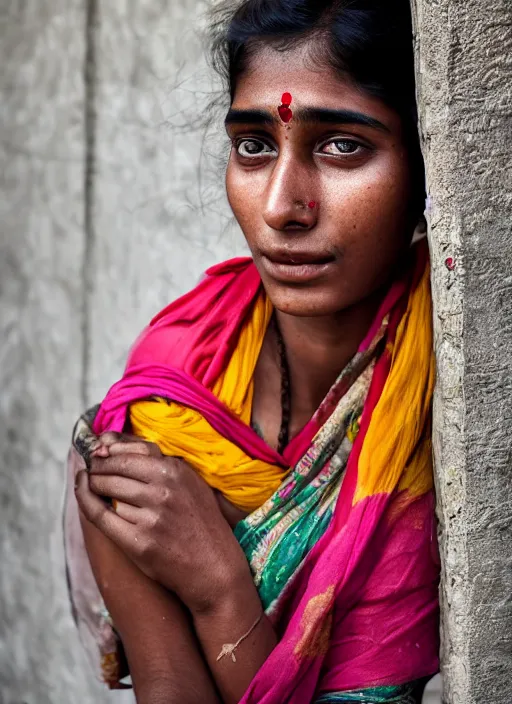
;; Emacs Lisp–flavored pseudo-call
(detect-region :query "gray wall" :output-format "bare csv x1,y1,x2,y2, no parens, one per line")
0,2,95,702
0,2,243,702
1,0,509,702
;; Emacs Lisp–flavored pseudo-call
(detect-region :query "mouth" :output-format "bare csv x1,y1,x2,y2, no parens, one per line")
260,249,336,283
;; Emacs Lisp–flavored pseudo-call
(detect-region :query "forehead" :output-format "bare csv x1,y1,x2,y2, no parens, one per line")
233,44,388,119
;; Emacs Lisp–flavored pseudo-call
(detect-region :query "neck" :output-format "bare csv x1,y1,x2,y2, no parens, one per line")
275,290,383,420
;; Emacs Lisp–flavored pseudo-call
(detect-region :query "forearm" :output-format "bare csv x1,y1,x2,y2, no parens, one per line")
193,578,277,704
120,591,222,704
80,513,221,704
133,672,221,704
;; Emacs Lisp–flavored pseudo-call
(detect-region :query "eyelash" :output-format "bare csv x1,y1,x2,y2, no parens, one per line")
233,137,368,160
234,138,276,159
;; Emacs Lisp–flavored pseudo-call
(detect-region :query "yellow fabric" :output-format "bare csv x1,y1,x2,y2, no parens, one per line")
354,261,435,503
130,261,434,513
129,292,286,512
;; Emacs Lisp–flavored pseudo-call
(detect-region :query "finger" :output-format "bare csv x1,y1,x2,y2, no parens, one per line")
75,471,141,552
100,431,145,445
89,473,154,507
84,434,102,452
91,431,147,459
90,431,124,460
90,444,110,459
89,453,158,483
98,432,124,447
107,440,162,458
112,500,141,525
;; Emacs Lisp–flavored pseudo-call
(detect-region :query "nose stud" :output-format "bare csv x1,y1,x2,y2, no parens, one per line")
294,200,317,210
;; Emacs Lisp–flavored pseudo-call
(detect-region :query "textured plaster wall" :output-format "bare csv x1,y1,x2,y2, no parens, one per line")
0,3,103,703
412,0,512,702
0,1,243,702
86,0,246,404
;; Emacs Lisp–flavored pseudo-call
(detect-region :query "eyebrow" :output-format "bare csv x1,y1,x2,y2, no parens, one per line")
225,107,390,132
225,108,275,126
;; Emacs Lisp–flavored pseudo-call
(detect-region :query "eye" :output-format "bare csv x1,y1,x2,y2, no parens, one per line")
319,139,365,156
235,138,276,159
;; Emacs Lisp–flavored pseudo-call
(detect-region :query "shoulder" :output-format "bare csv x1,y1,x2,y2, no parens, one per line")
125,257,260,373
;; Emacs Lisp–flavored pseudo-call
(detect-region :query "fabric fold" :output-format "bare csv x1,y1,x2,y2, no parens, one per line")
64,241,439,698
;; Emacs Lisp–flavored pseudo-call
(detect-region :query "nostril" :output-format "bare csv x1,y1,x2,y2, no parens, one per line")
284,220,310,230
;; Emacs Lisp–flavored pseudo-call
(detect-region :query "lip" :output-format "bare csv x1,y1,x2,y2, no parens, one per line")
261,250,335,283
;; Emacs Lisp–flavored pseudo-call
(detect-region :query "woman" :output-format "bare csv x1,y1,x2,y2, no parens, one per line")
65,0,440,702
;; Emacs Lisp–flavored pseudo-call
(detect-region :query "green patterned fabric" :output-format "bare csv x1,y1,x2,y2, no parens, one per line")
234,307,434,703
314,681,420,702
237,345,379,614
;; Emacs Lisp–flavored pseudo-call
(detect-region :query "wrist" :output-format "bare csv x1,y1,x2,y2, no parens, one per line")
190,566,257,618
192,580,277,704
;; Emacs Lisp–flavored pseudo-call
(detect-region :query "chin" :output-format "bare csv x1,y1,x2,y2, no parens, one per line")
264,283,350,318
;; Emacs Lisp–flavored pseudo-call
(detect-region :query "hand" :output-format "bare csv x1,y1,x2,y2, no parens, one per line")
89,433,249,527
75,435,253,614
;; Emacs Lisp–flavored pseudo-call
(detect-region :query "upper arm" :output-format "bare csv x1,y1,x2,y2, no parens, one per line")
80,511,220,704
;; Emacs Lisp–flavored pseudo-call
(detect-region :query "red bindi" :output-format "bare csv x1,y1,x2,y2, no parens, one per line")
278,92,293,123
445,257,456,271
308,201,317,209
278,105,293,123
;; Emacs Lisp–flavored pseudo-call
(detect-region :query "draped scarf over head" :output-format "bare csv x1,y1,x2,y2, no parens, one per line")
65,241,439,700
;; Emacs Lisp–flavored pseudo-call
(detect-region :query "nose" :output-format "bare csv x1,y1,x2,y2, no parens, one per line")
262,153,318,233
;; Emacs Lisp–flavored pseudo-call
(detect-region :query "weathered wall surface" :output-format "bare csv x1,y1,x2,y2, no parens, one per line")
87,0,245,404
0,2,242,702
412,0,512,702
0,2,107,703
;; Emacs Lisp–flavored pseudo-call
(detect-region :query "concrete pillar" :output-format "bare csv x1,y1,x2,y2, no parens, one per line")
412,1,512,702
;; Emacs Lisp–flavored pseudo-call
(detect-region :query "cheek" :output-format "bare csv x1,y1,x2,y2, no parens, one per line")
226,163,260,246
325,157,412,249
317,159,414,304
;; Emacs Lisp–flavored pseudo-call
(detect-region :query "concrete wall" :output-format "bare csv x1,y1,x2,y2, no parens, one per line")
86,0,245,405
2,0,509,702
0,3,99,702
412,0,512,702
0,2,243,702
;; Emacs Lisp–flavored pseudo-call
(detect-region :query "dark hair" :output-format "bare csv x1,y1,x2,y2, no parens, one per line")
209,0,425,214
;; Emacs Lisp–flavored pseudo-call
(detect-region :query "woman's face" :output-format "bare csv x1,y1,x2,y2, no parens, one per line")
225,45,418,317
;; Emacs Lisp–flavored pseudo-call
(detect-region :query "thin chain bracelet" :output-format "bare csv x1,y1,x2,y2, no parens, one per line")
216,611,264,663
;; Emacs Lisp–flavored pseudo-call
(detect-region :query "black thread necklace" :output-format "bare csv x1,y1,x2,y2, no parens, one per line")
274,314,291,455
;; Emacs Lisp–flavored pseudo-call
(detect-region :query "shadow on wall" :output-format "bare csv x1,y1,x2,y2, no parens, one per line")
423,674,442,703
